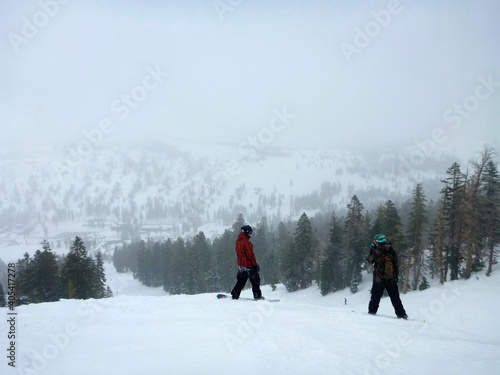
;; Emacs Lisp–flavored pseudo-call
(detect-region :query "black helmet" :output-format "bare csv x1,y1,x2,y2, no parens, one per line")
241,225,253,235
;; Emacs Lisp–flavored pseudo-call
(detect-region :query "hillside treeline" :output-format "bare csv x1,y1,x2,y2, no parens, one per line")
7,237,111,305
113,147,500,295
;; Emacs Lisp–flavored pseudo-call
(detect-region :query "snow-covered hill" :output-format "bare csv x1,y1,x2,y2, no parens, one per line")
2,263,499,375
0,139,461,258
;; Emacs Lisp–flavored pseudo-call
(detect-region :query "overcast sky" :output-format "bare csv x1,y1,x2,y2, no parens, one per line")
1,0,499,155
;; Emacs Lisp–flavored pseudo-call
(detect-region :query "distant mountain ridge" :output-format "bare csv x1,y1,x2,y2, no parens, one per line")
0,140,460,247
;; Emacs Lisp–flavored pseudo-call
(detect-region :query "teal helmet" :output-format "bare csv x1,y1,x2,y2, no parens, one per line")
374,234,387,244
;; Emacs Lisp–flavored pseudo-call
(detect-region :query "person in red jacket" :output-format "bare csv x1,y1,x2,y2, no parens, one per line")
230,225,264,300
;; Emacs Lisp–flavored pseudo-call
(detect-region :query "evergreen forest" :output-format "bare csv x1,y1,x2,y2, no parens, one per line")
113,148,500,296
7,237,111,305
6,147,500,304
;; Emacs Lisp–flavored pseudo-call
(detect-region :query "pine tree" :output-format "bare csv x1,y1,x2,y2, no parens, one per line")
60,237,95,299
205,251,221,293
168,237,189,294
151,241,165,287
93,251,106,298
462,147,496,278
231,213,246,233
161,239,174,291
104,285,113,298
370,207,384,240
113,245,126,273
294,213,315,289
406,184,428,291
432,202,447,284
274,221,293,289
183,241,197,294
32,240,60,302
344,195,366,293
253,217,270,284
16,253,34,303
280,219,302,292
189,231,210,294
320,214,344,295
382,200,403,242
441,162,466,281
418,276,430,291
282,235,299,292
482,159,500,276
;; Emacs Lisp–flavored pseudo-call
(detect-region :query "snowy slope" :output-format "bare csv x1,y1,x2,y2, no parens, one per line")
2,264,499,375
0,140,459,256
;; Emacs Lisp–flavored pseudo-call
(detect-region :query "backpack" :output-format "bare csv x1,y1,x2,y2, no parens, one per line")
377,248,395,279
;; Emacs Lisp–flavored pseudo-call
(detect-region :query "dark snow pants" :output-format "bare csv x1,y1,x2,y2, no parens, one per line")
231,266,262,299
368,279,407,318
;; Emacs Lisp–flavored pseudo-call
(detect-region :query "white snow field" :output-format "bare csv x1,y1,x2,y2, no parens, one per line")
2,263,499,375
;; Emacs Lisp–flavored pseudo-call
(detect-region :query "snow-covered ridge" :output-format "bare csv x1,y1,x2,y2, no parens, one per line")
0,140,457,252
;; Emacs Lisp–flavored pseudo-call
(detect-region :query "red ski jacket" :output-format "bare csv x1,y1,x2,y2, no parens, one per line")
235,232,257,268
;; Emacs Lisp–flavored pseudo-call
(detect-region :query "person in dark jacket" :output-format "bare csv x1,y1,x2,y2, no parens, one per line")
367,234,407,319
230,225,264,300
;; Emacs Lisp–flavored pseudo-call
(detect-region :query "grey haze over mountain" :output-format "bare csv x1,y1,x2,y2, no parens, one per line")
1,0,499,158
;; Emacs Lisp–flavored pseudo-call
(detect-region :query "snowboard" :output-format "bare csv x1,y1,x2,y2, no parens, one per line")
217,293,280,302
353,311,424,323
